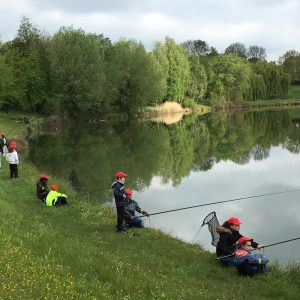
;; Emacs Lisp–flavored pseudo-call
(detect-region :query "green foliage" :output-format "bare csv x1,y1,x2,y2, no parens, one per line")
4,17,51,112
279,50,300,84
106,39,166,112
246,61,290,101
207,54,251,103
49,27,108,115
153,37,190,102
187,55,207,102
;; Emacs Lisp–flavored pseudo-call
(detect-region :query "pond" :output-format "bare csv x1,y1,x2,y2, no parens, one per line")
29,108,300,266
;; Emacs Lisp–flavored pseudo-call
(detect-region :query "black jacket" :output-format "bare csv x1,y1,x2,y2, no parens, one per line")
111,180,127,207
123,199,146,222
36,180,50,200
216,226,258,257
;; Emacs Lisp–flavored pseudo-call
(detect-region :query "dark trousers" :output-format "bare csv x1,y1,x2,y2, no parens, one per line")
9,164,18,179
116,206,126,231
127,217,144,228
54,196,68,206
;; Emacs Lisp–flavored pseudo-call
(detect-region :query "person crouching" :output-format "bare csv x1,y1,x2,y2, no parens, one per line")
46,184,68,207
123,188,149,228
37,174,50,203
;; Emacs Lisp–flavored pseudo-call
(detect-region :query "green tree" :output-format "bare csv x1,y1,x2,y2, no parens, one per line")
247,45,267,62
279,50,300,84
49,27,108,115
207,54,251,103
106,39,166,112
5,16,50,112
224,42,247,59
153,37,190,102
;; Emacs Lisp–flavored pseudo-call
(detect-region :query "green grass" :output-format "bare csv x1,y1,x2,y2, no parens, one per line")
1,114,300,299
288,85,300,100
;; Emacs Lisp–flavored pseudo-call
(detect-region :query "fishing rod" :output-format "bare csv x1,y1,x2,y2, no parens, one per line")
139,189,300,218
263,237,300,249
74,186,110,198
216,237,300,260
6,117,34,136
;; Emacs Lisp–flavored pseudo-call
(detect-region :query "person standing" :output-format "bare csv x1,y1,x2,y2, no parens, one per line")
111,171,128,233
6,144,19,180
0,133,8,167
37,174,50,203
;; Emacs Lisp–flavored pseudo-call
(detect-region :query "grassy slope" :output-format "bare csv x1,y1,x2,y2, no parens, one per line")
1,113,300,299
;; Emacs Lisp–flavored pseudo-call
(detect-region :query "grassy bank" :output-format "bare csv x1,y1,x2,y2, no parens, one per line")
1,114,300,299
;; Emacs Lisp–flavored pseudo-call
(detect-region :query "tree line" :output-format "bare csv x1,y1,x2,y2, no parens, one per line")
0,17,298,116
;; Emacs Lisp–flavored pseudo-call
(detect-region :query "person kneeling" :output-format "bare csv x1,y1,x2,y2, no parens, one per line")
46,184,68,207
235,237,269,277
124,189,149,228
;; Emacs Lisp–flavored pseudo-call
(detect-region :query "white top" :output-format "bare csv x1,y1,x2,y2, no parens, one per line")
6,150,19,164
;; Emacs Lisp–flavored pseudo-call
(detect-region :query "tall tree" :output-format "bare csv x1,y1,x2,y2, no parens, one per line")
181,39,210,56
5,16,50,112
153,37,190,102
224,42,247,59
247,45,267,62
49,27,109,115
278,50,300,84
107,39,166,111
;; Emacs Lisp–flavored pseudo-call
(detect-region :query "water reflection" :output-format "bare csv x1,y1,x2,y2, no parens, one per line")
29,109,300,265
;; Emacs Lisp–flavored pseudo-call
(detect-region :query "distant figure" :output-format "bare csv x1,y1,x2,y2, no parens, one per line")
46,184,68,207
235,236,269,276
37,174,50,203
23,116,31,125
123,188,149,228
6,144,19,180
0,133,8,163
216,217,264,265
111,171,128,233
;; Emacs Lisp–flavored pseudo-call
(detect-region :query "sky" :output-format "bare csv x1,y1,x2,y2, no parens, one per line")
0,0,300,61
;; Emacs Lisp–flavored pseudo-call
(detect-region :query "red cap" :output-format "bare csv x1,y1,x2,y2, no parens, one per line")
10,141,17,147
227,217,242,225
0,133,5,137
51,184,58,191
115,171,128,179
237,236,252,247
40,174,49,180
125,188,133,196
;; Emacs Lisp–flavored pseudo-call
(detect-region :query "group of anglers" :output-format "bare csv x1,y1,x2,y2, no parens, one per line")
112,171,270,277
0,133,19,179
36,174,68,206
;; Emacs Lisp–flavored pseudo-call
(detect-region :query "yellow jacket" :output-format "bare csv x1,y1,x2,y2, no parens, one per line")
46,190,67,206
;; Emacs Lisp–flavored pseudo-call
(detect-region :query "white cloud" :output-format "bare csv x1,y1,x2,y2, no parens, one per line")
1,0,300,60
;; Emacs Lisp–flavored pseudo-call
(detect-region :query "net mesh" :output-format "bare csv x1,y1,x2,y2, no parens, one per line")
202,211,220,247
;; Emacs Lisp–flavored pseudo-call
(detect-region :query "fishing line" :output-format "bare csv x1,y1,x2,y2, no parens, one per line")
216,237,300,260
139,189,300,218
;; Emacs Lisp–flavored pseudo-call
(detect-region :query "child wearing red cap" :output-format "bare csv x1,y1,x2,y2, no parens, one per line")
112,171,128,232
216,217,264,265
6,144,19,180
235,236,269,276
46,184,68,207
123,189,149,228
37,174,50,203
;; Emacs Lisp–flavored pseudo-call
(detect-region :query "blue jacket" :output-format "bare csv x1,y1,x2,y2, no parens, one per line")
235,250,269,265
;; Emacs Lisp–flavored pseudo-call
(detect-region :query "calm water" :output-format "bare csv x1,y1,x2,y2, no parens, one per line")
29,108,300,265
